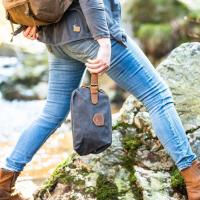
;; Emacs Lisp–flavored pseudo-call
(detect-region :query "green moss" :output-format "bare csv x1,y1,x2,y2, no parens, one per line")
123,134,142,153
129,170,137,184
57,173,76,185
100,113,143,200
96,174,119,200
132,186,143,200
112,122,133,131
120,133,143,200
34,153,77,199
34,152,95,199
121,134,142,168
85,187,96,196
79,165,90,175
170,167,187,195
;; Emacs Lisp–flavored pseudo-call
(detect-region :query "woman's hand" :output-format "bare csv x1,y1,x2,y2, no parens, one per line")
23,26,39,40
85,38,111,75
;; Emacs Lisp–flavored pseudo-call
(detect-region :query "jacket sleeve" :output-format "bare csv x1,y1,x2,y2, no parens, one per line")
79,0,110,40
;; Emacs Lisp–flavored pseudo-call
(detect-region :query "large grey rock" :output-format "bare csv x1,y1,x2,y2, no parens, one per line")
157,42,200,162
157,42,200,131
34,96,183,200
134,166,183,200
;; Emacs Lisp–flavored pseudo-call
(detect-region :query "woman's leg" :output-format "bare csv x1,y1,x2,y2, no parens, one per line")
62,37,197,171
107,35,197,171
4,51,86,172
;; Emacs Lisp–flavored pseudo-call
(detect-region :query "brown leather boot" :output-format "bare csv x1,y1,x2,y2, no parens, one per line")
0,168,26,200
181,160,200,200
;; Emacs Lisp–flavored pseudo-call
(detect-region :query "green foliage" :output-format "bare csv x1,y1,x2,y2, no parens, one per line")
137,23,172,41
137,23,174,58
123,134,142,154
125,0,190,61
112,122,133,131
170,167,187,195
128,0,188,25
96,174,119,200
188,11,200,20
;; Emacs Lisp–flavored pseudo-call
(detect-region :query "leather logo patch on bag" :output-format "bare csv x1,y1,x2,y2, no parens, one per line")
93,113,104,126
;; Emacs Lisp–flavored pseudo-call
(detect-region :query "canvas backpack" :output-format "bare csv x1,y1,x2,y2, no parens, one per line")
3,0,73,39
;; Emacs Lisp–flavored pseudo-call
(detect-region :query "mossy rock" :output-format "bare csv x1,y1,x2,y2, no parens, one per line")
96,174,119,200
170,168,187,195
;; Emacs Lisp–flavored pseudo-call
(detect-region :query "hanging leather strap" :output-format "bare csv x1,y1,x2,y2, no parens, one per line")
90,73,99,104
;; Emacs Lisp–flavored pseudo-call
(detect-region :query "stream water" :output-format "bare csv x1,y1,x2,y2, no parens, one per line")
0,99,74,198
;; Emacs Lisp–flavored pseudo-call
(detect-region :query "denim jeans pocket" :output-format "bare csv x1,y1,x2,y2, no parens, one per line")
66,39,97,54
63,39,100,63
46,44,68,59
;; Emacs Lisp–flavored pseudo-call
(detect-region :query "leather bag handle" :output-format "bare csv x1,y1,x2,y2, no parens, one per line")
90,73,99,104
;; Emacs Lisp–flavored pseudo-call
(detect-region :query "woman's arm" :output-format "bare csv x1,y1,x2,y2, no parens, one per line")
79,0,110,40
86,37,111,75
79,0,111,75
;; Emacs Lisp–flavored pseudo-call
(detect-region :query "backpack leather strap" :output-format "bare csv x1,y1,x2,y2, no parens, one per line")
90,73,99,104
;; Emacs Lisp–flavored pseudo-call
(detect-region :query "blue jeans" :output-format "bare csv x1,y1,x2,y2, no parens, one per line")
5,35,197,172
